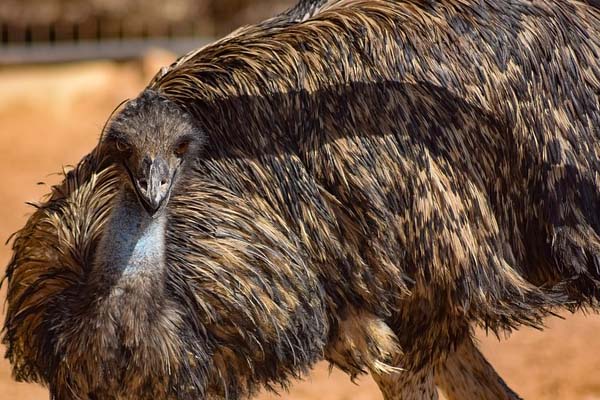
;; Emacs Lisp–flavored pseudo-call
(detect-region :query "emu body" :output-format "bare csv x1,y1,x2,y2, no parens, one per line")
5,0,600,399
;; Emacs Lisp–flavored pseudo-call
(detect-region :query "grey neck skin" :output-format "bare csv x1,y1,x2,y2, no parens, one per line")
92,184,167,289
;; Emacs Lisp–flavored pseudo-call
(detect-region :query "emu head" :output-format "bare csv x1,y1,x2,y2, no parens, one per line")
102,89,203,216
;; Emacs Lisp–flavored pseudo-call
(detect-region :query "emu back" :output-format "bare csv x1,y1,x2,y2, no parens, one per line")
152,0,600,354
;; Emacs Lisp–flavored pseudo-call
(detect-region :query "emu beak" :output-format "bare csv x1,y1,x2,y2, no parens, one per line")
133,156,172,217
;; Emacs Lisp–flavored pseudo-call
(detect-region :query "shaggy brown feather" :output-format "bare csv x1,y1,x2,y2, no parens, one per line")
5,0,600,399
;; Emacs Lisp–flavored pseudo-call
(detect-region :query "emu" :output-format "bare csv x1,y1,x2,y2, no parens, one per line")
4,0,600,399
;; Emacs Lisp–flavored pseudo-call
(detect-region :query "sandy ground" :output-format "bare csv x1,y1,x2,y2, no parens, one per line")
1,59,600,400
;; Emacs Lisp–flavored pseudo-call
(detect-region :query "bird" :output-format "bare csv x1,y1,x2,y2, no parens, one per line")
5,0,600,399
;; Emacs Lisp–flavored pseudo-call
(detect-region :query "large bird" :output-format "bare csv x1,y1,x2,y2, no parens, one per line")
5,0,600,399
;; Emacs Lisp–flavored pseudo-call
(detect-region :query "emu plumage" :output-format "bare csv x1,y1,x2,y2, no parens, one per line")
4,0,600,399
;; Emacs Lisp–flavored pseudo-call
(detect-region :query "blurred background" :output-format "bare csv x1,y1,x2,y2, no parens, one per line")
1,1,600,399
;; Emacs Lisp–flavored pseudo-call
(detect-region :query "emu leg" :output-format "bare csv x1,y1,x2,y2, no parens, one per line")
435,338,522,400
372,367,438,400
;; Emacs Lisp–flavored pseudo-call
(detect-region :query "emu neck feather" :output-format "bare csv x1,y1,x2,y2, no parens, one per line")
95,186,167,280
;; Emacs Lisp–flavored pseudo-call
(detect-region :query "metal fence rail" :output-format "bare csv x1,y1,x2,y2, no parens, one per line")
0,19,212,64
0,37,211,65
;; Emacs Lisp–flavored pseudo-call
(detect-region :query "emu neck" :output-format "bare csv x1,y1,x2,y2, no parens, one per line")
94,185,167,286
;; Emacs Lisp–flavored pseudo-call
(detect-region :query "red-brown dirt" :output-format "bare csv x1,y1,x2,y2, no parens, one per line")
0,60,599,400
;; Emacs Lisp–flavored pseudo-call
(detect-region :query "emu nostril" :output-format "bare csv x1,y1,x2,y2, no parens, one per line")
139,179,148,190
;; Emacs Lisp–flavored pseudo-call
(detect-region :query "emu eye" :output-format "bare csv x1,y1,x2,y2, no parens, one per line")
174,141,190,157
115,139,130,152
